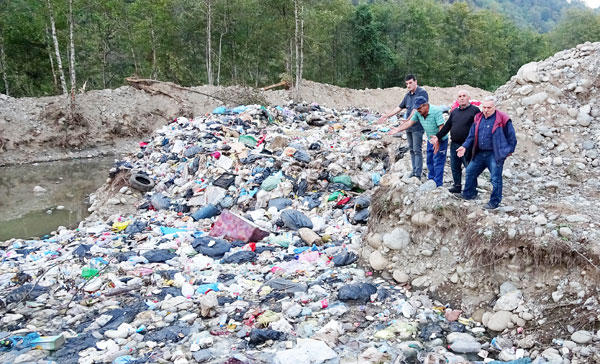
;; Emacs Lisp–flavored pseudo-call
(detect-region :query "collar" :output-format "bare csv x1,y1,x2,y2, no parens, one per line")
458,103,471,110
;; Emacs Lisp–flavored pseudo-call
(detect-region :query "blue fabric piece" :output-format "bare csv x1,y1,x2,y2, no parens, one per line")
196,283,220,294
160,226,187,235
487,358,532,364
212,106,228,114
477,113,496,151
231,106,247,114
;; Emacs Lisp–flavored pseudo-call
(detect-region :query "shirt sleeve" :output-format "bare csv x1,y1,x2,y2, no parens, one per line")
411,112,419,122
399,93,409,109
419,88,429,102
436,111,453,139
435,110,444,127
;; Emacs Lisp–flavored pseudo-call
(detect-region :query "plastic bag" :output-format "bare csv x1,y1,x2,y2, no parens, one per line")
280,210,313,230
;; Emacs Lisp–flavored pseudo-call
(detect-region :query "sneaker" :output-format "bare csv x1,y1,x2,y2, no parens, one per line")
448,186,461,194
483,203,498,210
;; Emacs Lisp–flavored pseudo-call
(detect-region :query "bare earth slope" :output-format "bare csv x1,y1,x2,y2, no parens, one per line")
0,80,489,166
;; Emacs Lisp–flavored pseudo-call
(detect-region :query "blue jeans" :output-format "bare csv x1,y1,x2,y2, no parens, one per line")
406,130,424,177
426,139,448,187
450,141,470,188
462,150,504,207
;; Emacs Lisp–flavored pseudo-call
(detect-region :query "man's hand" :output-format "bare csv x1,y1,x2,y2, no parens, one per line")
433,141,440,154
429,135,438,145
377,115,388,124
456,146,466,158
388,126,402,135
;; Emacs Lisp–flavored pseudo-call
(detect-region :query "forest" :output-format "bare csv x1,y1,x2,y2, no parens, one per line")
1,0,600,98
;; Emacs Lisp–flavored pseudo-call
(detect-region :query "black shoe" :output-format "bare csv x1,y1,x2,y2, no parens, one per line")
483,203,498,210
448,186,461,194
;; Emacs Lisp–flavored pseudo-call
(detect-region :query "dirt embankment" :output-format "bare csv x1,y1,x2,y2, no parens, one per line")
0,80,489,166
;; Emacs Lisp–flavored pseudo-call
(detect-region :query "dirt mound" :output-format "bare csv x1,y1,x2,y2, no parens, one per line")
362,42,600,346
0,80,489,166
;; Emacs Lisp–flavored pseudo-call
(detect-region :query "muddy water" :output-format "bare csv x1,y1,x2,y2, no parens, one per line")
0,157,116,240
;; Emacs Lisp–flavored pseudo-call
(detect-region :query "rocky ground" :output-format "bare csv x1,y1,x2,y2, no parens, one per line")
1,43,600,364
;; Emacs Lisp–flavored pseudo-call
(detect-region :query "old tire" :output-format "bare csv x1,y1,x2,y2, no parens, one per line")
129,173,155,192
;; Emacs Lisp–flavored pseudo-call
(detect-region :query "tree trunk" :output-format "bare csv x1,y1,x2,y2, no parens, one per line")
68,0,76,115
45,25,58,91
216,2,228,86
47,0,67,95
299,3,304,91
205,0,213,86
150,18,158,79
0,32,9,96
294,0,300,101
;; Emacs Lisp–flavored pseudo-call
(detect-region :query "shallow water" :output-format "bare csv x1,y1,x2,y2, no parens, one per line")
0,156,116,240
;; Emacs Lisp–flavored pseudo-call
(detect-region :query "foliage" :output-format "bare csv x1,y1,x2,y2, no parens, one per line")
0,0,599,98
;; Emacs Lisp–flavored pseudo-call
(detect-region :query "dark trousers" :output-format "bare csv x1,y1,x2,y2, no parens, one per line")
450,141,471,188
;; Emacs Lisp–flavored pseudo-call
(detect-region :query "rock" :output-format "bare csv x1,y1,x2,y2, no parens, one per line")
517,85,534,95
533,215,548,225
419,180,437,192
552,157,563,166
382,228,410,250
559,227,573,238
33,185,47,193
411,211,433,226
552,290,564,303
571,330,593,344
366,233,382,249
522,92,548,106
369,250,388,271
393,270,410,284
486,311,513,332
583,140,595,150
494,290,523,312
411,276,429,288
517,62,540,83
108,198,121,205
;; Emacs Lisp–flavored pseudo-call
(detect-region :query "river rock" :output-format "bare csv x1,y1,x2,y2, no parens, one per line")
33,185,47,193
382,227,410,250
369,250,388,271
517,85,534,95
517,62,540,83
393,270,410,283
571,330,593,344
522,92,548,106
411,211,433,226
494,290,522,312
486,311,513,331
559,227,573,238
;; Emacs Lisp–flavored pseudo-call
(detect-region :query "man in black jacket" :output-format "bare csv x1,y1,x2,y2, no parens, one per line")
429,90,479,193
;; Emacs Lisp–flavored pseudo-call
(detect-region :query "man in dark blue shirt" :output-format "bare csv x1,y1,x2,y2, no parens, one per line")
378,74,428,179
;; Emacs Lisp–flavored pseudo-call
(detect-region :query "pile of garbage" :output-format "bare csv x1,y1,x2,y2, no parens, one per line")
1,100,571,364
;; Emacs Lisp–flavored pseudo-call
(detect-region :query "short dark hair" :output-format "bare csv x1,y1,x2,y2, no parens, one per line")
404,74,416,82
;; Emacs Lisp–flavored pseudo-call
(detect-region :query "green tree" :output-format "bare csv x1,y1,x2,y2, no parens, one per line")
351,4,393,88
